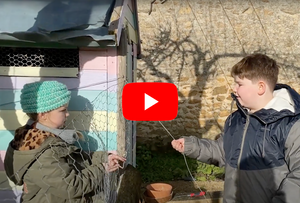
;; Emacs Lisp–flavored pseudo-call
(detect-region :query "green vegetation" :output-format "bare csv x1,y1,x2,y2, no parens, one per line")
136,145,225,183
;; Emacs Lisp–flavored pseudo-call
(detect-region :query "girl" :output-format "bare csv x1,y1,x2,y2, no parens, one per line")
4,81,125,203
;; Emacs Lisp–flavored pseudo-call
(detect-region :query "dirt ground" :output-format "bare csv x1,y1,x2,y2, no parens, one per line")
142,180,224,194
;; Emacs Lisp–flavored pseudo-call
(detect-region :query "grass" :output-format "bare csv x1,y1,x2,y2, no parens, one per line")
136,145,225,183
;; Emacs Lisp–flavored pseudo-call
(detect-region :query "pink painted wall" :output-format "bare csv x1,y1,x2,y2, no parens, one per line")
0,48,118,91
0,151,5,171
0,48,120,171
80,49,118,73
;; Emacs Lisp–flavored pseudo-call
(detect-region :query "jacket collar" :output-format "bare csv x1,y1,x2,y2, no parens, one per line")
232,84,300,124
26,119,78,144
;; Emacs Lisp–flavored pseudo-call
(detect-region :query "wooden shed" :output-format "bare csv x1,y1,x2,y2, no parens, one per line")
0,0,140,200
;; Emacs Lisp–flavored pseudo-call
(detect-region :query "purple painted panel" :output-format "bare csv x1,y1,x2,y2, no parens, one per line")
0,151,5,171
133,43,137,57
0,70,117,91
0,191,22,202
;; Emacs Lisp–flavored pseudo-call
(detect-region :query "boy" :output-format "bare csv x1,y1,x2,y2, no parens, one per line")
172,54,300,203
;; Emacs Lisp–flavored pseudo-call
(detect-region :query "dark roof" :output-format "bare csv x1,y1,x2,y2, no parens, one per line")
0,0,117,47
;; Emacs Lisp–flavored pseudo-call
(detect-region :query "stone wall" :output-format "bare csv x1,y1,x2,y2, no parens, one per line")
136,0,300,147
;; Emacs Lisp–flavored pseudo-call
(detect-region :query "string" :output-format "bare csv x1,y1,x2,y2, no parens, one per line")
158,121,210,202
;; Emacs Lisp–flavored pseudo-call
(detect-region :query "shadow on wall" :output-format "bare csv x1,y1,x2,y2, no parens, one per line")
27,0,92,32
69,93,98,152
137,19,300,196
137,21,300,148
136,2,300,199
0,53,22,137
137,23,244,148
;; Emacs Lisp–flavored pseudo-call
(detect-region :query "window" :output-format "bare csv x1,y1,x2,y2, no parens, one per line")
0,47,79,77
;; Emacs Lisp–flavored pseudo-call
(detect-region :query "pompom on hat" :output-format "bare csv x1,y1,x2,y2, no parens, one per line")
20,81,71,113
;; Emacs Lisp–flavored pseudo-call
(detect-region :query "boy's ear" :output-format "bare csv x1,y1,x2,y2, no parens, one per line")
257,81,266,95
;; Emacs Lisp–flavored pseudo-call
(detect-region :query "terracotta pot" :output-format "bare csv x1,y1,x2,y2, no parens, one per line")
144,191,173,203
146,183,172,198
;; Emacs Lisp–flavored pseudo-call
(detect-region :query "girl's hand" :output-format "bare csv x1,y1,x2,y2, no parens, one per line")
106,153,126,172
171,138,185,153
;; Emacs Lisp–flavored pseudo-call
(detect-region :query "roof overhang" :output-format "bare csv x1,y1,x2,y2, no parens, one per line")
0,0,117,47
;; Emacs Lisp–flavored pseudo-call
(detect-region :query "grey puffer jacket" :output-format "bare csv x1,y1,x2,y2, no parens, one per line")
183,84,300,203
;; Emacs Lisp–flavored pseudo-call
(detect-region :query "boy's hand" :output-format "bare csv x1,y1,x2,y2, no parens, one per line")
171,138,185,153
106,153,126,172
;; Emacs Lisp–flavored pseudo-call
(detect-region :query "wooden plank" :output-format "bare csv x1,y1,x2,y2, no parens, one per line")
127,0,134,13
0,66,78,77
0,190,22,202
80,49,119,74
0,151,5,171
0,110,117,132
0,133,14,152
0,70,118,91
124,4,136,30
107,49,118,80
124,43,134,165
116,0,129,46
0,130,117,151
127,22,138,44
0,90,118,112
110,0,123,21
0,40,76,49
79,50,108,70
132,43,137,82
108,0,124,35
0,171,23,199
116,29,127,156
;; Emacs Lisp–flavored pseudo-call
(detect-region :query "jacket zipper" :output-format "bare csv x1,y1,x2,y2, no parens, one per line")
236,114,249,202
237,115,250,170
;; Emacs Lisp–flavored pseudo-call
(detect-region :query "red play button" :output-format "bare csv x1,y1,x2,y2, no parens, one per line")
122,82,178,121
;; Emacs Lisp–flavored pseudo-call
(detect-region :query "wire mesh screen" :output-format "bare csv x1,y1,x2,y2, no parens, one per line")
0,77,133,203
0,47,79,68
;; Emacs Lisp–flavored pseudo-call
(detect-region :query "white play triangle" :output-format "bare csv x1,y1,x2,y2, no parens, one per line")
144,93,158,110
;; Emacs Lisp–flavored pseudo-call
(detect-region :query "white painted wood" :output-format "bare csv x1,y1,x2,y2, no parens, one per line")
0,110,117,132
0,66,78,77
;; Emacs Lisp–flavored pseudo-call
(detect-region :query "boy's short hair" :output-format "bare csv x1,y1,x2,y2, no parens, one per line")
231,54,279,90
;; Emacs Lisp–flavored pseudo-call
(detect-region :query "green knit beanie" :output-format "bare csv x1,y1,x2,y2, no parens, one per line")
20,81,71,113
